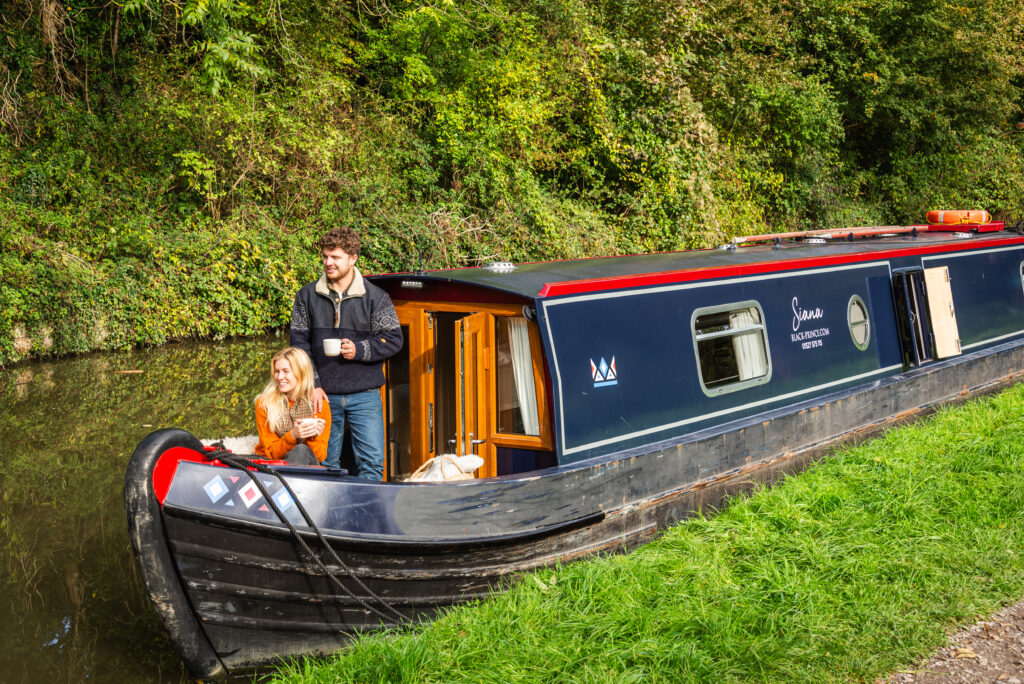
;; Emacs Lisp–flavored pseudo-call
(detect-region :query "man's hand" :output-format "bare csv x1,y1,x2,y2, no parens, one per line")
312,387,327,414
340,338,357,360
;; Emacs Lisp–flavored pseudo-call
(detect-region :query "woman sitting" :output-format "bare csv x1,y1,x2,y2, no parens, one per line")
255,347,331,465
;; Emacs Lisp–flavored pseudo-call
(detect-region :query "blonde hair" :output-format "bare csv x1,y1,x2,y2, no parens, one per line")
256,347,317,434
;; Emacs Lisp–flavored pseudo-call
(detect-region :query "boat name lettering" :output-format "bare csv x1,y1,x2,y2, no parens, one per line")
791,327,830,350
792,297,825,331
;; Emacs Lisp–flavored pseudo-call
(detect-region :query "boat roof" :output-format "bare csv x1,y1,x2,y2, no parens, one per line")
371,225,1024,301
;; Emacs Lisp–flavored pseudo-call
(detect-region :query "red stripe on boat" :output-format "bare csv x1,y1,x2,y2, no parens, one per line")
538,233,1024,298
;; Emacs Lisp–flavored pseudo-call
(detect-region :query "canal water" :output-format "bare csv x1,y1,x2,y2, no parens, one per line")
0,333,286,682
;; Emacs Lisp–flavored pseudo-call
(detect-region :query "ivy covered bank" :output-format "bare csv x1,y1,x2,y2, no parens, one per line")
3,0,1024,364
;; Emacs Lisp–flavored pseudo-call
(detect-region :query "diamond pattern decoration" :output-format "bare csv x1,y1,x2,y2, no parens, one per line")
272,488,295,513
238,481,262,508
203,476,228,503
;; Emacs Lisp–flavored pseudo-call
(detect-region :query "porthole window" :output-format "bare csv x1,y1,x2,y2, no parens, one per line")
848,295,870,350
692,302,771,396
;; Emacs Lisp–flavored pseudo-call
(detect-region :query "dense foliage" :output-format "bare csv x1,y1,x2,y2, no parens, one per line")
3,0,1024,363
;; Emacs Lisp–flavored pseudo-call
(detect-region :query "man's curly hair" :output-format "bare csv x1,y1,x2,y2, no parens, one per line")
319,227,361,257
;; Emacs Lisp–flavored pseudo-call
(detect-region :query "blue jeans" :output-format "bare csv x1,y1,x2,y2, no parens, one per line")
325,389,385,481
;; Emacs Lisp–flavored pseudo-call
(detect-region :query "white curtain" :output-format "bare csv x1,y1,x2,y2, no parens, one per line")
507,318,540,435
730,309,768,381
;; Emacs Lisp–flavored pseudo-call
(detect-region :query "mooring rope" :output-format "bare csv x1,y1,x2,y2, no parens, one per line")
203,444,407,624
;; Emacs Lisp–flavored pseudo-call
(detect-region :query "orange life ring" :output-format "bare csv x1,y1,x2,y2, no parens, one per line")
925,209,991,225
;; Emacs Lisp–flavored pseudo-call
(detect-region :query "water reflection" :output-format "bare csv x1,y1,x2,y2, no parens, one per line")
0,333,284,682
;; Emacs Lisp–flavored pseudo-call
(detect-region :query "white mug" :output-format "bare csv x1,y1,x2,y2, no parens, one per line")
297,417,325,436
323,338,342,357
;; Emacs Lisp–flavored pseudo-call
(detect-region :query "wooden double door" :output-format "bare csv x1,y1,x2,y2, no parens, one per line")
382,302,551,481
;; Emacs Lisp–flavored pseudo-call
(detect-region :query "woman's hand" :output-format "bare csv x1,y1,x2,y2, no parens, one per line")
292,419,320,440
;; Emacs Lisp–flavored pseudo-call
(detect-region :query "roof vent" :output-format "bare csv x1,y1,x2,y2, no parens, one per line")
802,237,828,244
953,231,972,239
482,261,516,273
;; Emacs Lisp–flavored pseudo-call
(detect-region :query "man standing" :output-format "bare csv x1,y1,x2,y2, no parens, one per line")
289,227,403,480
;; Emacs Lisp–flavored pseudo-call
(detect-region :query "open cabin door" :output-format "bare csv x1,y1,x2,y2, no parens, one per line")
454,312,495,477
892,266,961,367
923,266,961,358
385,308,437,481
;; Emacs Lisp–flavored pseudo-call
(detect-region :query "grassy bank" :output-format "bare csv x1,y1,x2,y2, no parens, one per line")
273,384,1024,683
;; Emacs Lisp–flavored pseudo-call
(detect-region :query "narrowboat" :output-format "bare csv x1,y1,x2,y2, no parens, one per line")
125,221,1024,678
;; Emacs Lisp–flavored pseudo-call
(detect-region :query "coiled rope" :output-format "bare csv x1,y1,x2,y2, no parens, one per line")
203,444,407,625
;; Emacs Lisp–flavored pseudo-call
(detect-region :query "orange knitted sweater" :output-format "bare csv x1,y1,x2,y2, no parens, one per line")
254,397,331,462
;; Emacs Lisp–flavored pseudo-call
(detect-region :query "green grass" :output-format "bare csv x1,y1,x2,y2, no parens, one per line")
271,385,1024,683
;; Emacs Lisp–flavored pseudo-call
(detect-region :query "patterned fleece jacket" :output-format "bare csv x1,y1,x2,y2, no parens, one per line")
289,269,403,395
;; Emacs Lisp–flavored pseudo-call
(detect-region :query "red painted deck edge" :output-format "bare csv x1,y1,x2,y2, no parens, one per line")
537,233,1024,298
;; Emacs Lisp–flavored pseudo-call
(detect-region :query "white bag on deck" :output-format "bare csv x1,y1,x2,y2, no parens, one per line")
201,435,259,454
407,454,484,482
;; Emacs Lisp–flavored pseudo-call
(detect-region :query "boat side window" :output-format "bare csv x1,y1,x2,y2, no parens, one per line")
692,302,771,396
847,295,870,350
1019,262,1024,294
495,316,541,436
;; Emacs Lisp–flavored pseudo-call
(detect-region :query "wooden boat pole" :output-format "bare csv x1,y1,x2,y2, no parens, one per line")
731,225,923,245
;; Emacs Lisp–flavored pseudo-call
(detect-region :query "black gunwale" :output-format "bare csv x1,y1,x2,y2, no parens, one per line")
161,502,606,552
